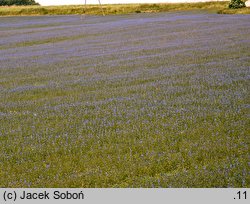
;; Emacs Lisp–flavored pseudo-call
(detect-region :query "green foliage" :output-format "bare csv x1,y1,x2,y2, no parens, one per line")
228,0,246,9
0,0,39,6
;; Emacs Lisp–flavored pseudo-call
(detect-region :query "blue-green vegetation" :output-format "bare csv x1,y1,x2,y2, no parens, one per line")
0,12,249,187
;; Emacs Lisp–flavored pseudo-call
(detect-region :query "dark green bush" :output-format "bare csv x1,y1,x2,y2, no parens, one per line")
0,0,39,6
228,0,246,9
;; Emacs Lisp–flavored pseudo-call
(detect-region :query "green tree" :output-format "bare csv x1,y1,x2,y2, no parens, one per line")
228,0,246,9
0,0,39,6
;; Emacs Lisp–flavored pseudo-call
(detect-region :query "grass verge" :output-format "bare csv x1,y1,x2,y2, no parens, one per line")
0,2,239,16
218,7,250,14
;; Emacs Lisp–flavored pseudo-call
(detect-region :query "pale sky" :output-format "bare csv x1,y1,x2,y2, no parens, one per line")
36,0,214,6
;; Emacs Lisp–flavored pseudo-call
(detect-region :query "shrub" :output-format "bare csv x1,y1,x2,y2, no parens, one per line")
0,0,39,6
228,0,246,9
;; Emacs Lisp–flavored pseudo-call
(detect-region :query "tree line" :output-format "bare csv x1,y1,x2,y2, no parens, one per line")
0,0,39,6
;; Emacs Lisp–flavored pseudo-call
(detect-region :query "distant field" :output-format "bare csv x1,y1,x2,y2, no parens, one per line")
0,12,249,187
1,2,249,16
2,2,248,16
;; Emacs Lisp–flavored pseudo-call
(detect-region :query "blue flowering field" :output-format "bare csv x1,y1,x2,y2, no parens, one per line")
0,12,249,187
